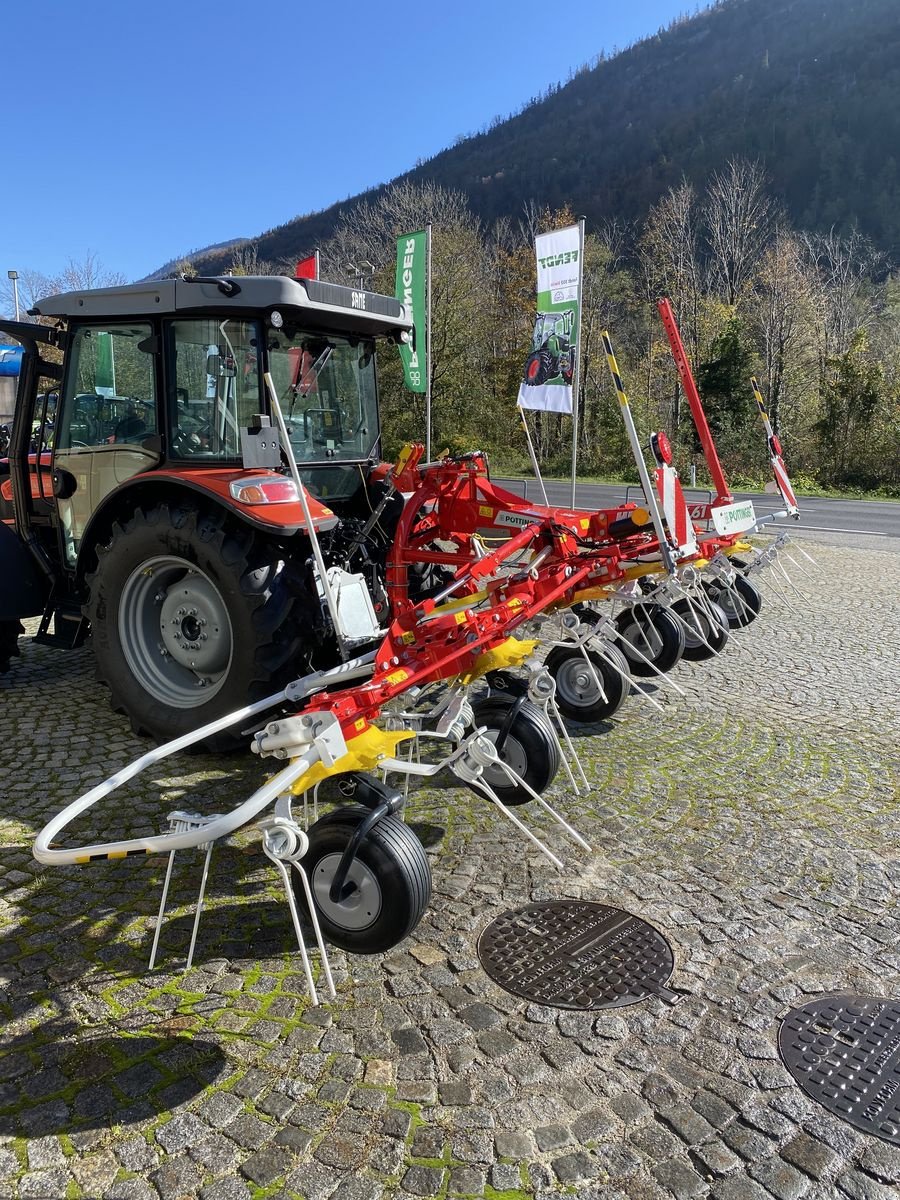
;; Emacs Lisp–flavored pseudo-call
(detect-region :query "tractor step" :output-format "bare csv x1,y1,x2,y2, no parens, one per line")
32,604,89,650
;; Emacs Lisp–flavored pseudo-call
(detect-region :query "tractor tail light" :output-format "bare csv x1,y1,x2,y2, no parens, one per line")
229,477,300,505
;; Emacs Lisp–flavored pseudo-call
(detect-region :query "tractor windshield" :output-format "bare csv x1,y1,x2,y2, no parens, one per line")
267,331,379,468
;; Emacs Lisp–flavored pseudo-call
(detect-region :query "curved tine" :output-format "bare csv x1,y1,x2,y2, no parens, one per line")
606,627,687,697
148,850,178,971
589,639,664,712
468,777,565,869
544,696,589,792
264,852,319,1005
491,759,592,852
290,861,337,1000
185,842,216,972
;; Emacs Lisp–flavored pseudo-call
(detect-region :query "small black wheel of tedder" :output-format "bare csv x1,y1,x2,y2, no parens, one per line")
296,805,431,955
669,597,730,661
613,605,685,677
544,642,631,723
702,573,762,629
470,696,560,807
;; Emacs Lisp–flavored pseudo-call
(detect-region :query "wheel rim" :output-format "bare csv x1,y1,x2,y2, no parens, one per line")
312,853,382,931
554,655,607,707
676,603,708,649
480,729,529,789
118,555,234,708
708,584,738,621
620,615,664,659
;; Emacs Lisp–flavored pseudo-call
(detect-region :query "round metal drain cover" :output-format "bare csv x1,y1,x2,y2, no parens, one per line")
778,995,900,1144
477,900,677,1010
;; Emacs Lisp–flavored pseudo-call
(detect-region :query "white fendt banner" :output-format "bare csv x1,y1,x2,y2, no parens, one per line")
517,225,582,414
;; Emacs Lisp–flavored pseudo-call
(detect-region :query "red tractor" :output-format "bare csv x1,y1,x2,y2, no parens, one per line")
0,275,414,746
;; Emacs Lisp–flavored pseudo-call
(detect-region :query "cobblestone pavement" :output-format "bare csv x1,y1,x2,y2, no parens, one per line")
0,541,898,1200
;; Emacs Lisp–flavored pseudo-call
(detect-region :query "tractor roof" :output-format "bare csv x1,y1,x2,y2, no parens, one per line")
30,275,413,340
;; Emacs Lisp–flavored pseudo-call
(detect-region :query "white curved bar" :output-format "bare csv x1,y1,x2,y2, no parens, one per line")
33,688,307,865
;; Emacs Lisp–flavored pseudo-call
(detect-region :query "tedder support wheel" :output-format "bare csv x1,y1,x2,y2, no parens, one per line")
0,620,24,674
613,605,685,678
702,574,762,628
544,642,631,723
85,504,308,748
669,597,730,661
297,805,431,955
470,696,560,807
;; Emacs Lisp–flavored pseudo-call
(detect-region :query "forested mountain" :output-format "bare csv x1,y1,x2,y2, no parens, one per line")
184,0,900,274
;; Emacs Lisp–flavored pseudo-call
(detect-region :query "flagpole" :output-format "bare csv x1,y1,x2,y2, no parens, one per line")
520,411,549,505
570,216,586,507
425,223,432,461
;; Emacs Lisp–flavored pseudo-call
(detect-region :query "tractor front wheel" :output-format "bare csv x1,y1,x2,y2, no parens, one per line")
85,503,309,748
0,620,24,674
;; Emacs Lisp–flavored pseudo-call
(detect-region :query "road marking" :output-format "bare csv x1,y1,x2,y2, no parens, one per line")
768,523,893,537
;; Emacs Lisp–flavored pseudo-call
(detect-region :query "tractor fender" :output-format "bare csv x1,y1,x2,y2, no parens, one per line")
73,472,328,583
0,520,51,619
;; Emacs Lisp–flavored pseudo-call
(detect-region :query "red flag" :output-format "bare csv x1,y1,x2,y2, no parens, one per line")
295,252,319,280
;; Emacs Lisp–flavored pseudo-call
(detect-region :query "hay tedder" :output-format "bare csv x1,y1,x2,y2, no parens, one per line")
17,277,810,1000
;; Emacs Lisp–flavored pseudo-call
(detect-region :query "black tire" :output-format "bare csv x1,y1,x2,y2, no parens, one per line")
669,597,730,661
297,806,431,955
613,605,685,677
0,620,24,674
470,696,560,807
702,573,762,629
85,503,311,748
544,642,631,723
524,350,551,387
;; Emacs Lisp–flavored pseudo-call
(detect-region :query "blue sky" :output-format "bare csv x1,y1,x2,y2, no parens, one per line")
1,1,695,290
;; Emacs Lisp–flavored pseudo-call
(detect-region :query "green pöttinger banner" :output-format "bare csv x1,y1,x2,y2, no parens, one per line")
395,229,427,393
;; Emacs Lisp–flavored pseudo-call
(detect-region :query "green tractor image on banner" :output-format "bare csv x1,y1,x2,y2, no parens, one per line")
522,309,575,387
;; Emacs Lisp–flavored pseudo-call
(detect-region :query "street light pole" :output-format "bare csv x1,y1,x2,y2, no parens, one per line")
7,270,19,321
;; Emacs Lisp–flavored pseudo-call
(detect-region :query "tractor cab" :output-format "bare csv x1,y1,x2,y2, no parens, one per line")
0,275,412,745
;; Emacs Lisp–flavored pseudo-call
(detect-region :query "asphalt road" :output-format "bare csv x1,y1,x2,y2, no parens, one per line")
496,477,900,545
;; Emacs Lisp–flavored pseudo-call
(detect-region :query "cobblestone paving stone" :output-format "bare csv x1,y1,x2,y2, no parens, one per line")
0,539,898,1199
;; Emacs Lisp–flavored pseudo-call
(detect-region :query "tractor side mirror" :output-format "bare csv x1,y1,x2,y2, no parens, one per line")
206,351,236,379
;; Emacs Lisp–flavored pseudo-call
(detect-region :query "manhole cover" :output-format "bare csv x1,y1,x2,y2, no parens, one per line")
778,995,900,1144
476,900,679,1010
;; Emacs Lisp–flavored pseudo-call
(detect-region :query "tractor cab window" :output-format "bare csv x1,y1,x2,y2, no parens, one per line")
54,323,160,565
167,319,262,460
57,326,158,450
267,331,379,495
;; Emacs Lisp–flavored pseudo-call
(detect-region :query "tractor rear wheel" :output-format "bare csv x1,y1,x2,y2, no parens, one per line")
85,503,310,748
0,620,24,674
524,350,554,387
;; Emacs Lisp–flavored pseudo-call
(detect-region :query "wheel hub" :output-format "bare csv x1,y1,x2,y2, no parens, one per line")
556,657,603,704
313,854,382,931
159,574,230,672
480,730,528,788
118,555,235,708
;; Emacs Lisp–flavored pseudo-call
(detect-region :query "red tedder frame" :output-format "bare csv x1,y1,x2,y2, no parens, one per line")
656,298,733,508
